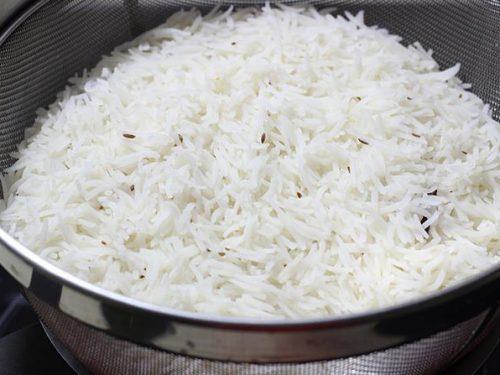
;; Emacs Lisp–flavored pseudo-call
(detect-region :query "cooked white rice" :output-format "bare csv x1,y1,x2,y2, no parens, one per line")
1,5,499,318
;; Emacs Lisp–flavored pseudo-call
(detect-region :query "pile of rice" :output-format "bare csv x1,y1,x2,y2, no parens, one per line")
1,5,499,318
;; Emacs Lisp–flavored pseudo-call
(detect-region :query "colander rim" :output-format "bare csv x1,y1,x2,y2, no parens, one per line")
1,201,500,329
0,0,499,330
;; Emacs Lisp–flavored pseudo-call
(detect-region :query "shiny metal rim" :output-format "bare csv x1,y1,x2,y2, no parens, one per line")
0,0,499,362
1,222,499,326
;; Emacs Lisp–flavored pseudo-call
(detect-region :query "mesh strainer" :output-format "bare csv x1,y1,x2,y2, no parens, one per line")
0,1,499,374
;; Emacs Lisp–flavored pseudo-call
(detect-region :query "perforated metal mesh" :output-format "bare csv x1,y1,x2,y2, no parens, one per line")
1,0,499,373
27,291,488,375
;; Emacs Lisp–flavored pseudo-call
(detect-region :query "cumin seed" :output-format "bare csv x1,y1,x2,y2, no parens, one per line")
122,133,136,139
358,138,369,145
261,133,266,143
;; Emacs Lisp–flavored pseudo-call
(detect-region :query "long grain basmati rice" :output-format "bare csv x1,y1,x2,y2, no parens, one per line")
1,5,499,318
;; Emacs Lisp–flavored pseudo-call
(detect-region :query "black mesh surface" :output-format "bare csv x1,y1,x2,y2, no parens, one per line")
27,291,487,375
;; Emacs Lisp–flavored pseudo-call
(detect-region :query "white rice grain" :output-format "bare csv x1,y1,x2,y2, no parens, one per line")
1,5,499,318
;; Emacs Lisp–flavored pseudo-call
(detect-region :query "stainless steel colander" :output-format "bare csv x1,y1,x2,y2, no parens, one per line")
0,1,499,374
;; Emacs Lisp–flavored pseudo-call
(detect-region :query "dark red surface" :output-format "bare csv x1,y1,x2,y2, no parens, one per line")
0,267,74,374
